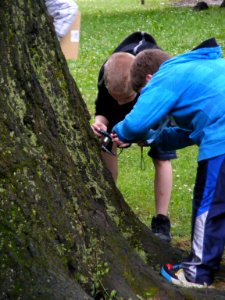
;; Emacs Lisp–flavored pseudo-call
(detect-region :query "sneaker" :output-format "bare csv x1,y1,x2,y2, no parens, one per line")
160,264,207,288
151,214,171,242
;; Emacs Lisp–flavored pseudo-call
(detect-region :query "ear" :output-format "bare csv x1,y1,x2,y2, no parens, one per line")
146,74,153,83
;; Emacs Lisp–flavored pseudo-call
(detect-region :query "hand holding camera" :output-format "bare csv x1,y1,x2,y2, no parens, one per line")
92,124,130,156
96,128,115,156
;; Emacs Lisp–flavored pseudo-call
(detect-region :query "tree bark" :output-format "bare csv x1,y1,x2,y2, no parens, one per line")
0,0,224,299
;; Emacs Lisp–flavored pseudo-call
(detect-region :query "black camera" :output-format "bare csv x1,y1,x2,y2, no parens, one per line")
97,129,115,156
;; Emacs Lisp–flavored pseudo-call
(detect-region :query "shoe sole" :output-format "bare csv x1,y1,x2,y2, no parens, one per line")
154,232,171,242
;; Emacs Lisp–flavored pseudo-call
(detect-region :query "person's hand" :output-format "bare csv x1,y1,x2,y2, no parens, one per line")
137,140,149,147
118,142,131,149
91,122,107,137
110,132,129,148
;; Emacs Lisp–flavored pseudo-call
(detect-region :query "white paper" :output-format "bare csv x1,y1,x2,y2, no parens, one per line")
71,30,80,42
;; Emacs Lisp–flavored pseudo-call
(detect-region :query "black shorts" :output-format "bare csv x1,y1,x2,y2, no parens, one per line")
148,145,177,160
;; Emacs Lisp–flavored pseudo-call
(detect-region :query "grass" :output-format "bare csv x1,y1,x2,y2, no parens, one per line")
69,0,225,249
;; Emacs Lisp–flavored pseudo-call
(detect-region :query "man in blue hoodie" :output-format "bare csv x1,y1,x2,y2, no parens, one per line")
112,38,225,287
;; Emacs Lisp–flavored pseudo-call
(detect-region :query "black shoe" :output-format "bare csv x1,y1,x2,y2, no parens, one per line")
151,214,171,242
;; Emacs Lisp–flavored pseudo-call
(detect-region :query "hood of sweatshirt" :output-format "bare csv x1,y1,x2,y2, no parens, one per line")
163,44,222,68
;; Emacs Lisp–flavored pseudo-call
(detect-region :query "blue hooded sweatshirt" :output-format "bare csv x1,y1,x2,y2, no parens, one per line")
113,41,225,161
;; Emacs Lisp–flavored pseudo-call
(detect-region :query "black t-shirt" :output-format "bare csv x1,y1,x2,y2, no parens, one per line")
95,31,160,132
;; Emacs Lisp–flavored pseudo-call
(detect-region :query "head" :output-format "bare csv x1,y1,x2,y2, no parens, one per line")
104,52,137,105
130,49,172,93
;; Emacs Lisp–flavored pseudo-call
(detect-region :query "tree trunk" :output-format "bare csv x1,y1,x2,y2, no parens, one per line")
0,0,224,299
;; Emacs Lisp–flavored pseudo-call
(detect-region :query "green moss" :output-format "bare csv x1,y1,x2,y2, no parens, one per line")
144,287,159,299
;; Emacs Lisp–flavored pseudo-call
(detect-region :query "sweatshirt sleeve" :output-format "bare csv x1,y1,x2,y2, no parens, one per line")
153,127,194,150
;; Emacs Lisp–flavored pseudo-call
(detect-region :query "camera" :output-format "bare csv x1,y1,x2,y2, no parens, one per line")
96,129,115,156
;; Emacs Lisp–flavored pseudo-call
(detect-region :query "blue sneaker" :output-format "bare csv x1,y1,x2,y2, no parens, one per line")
160,264,208,288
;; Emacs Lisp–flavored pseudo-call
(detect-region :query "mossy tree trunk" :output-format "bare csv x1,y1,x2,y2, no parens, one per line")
0,1,224,299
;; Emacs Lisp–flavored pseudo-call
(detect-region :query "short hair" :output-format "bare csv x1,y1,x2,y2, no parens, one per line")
104,52,135,97
130,49,172,92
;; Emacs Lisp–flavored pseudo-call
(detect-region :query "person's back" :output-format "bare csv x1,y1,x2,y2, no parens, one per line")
165,47,225,155
95,32,160,133
133,41,225,160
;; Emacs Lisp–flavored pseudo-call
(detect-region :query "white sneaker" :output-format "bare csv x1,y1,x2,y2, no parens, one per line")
160,264,209,288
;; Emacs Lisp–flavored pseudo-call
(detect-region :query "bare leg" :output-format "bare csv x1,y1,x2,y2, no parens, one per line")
152,159,173,216
150,159,173,241
101,143,118,182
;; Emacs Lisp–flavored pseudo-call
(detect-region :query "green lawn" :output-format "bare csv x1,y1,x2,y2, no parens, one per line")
69,0,225,249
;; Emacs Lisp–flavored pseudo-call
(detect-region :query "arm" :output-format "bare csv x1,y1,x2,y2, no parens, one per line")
91,115,109,137
152,127,194,150
94,63,117,123
112,125,194,150
92,64,110,137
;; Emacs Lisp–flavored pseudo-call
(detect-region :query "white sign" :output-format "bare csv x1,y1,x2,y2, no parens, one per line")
71,30,80,42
